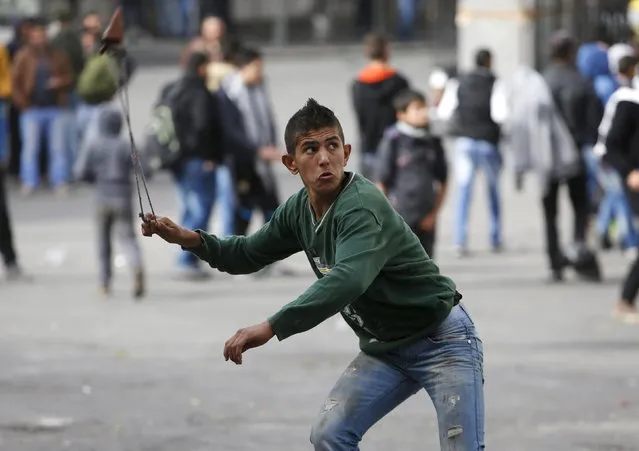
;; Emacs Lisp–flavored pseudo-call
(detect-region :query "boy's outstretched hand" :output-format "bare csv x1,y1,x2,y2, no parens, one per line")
224,322,275,365
140,213,201,248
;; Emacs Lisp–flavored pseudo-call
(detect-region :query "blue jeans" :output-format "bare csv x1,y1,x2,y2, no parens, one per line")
175,158,217,269
156,0,196,37
310,303,485,450
597,166,637,248
582,145,600,206
76,102,105,151
396,0,419,40
215,164,235,237
454,137,502,249
20,107,69,188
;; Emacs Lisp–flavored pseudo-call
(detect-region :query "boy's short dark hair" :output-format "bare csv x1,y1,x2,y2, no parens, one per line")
474,48,492,68
235,46,262,68
284,98,345,155
221,37,243,64
364,32,388,60
29,16,48,28
393,89,426,113
619,55,638,76
187,51,209,72
548,30,576,60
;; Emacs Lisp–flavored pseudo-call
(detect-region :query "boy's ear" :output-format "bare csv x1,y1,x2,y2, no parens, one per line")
281,153,298,174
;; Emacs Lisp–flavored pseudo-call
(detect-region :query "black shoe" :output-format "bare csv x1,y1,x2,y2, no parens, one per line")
599,234,613,251
549,269,564,283
133,270,145,300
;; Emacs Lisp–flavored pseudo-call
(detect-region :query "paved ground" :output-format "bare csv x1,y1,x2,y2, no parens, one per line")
1,51,639,451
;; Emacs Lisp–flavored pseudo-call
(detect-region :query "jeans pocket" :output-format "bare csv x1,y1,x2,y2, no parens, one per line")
426,306,471,344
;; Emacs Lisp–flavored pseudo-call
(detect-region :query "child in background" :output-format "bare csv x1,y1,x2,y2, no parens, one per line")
74,105,151,299
374,89,449,258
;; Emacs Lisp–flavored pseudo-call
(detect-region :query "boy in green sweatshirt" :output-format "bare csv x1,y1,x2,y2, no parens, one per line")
141,99,484,450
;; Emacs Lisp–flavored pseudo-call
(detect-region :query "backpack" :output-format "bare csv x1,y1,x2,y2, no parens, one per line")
144,81,184,170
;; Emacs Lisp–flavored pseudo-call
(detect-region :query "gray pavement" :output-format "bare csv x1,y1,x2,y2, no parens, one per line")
1,51,639,451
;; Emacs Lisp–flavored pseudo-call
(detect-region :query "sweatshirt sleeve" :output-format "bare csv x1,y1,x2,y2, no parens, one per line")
183,200,302,274
267,208,388,341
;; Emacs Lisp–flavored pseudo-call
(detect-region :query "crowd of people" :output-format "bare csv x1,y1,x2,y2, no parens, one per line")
1,10,639,325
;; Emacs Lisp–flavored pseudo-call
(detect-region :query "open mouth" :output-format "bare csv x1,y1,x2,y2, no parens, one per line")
319,172,334,180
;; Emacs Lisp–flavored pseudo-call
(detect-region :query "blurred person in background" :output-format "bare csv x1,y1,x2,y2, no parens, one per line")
50,9,84,171
607,25,636,82
396,0,419,41
163,52,225,280
0,43,26,282
73,105,150,299
351,33,409,180
595,55,639,254
437,48,507,257
180,16,226,67
51,10,84,81
601,61,639,323
577,22,617,106
427,63,457,137
541,31,603,282
199,0,233,33
207,38,243,237
156,0,198,38
121,0,150,42
11,17,74,195
219,47,281,235
6,17,34,180
375,89,448,259
76,29,136,150
576,22,617,213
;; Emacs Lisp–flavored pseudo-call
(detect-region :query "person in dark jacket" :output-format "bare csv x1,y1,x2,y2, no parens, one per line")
437,48,508,257
542,32,603,281
374,88,448,259
602,81,639,323
50,10,85,81
73,105,151,298
218,47,281,237
6,17,34,179
164,51,225,279
351,33,409,179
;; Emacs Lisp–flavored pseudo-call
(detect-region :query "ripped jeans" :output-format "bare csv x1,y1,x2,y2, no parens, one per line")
310,303,485,450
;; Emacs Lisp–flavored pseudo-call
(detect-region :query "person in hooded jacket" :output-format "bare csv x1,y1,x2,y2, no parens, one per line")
161,51,225,280
73,105,152,299
351,33,409,180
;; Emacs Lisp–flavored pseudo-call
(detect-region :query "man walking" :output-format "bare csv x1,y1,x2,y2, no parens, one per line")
162,52,225,279
542,32,603,281
142,98,485,450
437,48,508,256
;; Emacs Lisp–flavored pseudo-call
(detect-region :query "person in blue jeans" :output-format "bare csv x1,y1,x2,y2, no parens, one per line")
11,18,74,195
162,51,225,279
437,48,508,256
142,98,485,450
595,55,639,252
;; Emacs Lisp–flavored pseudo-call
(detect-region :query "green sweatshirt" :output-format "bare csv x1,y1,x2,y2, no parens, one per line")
187,172,460,354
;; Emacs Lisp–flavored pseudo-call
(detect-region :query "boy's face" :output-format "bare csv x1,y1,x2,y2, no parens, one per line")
281,126,351,196
398,100,428,128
